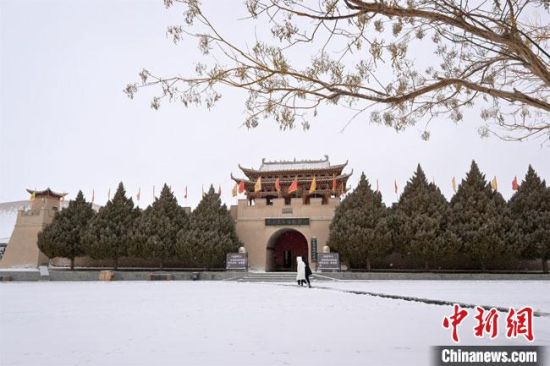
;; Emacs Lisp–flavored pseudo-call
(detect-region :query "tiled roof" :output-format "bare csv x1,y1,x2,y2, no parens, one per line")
242,155,347,173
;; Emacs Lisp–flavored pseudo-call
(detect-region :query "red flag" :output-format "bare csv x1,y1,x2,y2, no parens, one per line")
238,181,245,193
512,176,519,191
332,174,337,192
275,177,281,193
288,177,298,194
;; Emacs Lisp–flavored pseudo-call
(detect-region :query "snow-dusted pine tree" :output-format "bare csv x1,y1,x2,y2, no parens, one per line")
509,165,550,273
328,173,391,270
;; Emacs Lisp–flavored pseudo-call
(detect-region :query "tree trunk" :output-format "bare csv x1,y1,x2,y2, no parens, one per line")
70,258,75,271
160,258,164,270
114,257,118,270
542,257,548,274
424,261,429,271
366,257,371,271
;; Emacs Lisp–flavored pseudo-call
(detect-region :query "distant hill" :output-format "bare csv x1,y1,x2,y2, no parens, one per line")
0,200,101,243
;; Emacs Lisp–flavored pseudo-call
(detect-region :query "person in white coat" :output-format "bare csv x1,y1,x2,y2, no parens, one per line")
296,256,306,286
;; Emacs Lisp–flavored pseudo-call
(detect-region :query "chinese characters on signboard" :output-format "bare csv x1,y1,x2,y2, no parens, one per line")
311,237,317,262
226,253,247,271
265,218,309,226
317,253,340,271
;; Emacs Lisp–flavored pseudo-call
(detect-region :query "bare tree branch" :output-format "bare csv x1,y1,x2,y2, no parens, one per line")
127,0,550,141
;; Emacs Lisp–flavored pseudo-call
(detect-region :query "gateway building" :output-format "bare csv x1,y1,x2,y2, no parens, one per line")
230,156,351,271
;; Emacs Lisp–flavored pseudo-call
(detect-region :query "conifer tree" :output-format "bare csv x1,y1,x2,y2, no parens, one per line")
396,165,457,269
176,186,241,268
37,191,95,270
83,182,139,269
449,161,514,270
509,166,550,273
328,173,391,270
130,184,189,268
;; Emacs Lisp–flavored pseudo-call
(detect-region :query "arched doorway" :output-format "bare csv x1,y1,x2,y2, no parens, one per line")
266,229,308,272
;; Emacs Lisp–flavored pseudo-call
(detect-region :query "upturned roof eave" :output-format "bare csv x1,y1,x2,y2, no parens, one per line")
26,188,67,198
238,161,349,177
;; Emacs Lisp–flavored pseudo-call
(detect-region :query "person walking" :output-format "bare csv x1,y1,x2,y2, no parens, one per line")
296,256,306,286
304,259,312,288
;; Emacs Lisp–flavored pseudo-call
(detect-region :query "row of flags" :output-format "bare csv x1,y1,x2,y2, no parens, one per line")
232,175,332,197
37,176,522,203
86,184,215,204
449,176,519,193
235,175,521,197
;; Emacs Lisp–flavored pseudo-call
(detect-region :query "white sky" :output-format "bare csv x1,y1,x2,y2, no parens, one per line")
1,0,548,209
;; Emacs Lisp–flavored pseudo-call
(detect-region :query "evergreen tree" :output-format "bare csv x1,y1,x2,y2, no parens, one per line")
509,166,550,273
130,184,189,268
396,165,457,269
176,186,241,268
37,191,95,270
449,161,514,270
328,173,391,270
83,182,139,269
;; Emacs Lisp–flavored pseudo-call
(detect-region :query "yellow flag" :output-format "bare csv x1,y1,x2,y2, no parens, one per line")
451,177,457,193
254,177,262,192
309,175,317,194
232,183,238,197
491,176,498,191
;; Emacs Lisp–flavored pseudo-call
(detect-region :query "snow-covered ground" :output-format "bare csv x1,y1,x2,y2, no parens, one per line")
320,280,550,313
1,281,548,366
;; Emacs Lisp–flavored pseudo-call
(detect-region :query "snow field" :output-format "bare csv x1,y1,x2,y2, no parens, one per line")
1,281,548,366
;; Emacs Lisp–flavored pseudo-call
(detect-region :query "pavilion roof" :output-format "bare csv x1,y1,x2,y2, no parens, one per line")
26,188,67,198
238,155,348,176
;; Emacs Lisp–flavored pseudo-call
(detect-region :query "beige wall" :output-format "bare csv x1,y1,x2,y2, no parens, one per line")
0,208,54,268
232,197,338,271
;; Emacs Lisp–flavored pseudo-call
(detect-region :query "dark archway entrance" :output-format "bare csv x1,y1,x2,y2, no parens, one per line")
266,229,308,272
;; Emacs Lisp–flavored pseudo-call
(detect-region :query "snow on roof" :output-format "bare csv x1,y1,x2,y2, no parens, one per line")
259,157,331,172
251,155,349,173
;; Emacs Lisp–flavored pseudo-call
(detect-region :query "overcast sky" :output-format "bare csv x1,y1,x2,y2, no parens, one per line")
1,0,548,209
